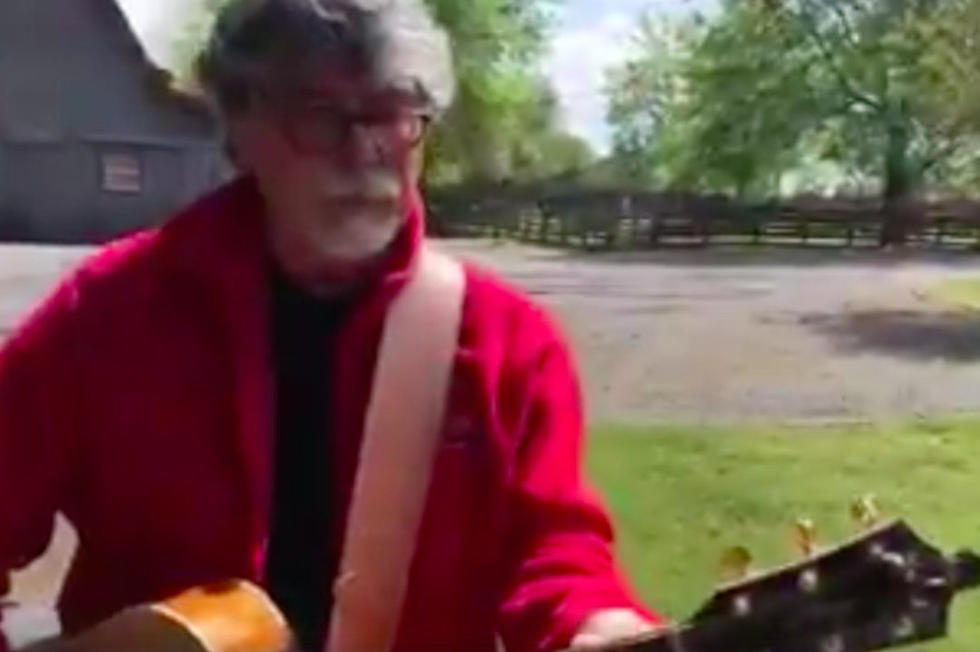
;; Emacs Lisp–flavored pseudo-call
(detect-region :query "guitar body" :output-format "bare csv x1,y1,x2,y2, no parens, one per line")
21,581,295,652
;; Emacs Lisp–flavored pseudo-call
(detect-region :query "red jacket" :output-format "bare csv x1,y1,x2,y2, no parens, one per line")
0,178,656,651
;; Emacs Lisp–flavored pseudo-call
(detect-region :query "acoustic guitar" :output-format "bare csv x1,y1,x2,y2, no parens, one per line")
9,511,980,652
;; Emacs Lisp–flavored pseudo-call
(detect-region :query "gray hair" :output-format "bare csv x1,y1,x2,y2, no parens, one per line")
196,0,456,116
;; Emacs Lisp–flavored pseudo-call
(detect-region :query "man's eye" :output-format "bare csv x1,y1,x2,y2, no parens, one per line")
304,107,344,120
354,114,398,125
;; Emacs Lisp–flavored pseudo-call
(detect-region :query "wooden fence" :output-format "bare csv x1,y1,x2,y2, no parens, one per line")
426,187,980,251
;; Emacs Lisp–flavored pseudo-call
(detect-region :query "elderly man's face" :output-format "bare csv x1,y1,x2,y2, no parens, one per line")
229,65,429,233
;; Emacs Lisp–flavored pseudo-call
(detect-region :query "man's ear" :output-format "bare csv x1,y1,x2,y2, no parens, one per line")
224,139,241,170
223,117,254,173
408,145,426,182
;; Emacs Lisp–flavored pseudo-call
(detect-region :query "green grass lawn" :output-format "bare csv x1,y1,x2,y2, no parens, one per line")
931,278,980,311
588,419,980,650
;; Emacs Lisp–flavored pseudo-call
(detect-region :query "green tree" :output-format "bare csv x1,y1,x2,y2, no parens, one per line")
607,0,980,243
420,0,594,185
604,14,701,187
170,0,226,87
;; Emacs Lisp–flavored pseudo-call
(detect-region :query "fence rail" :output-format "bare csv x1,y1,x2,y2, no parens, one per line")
426,187,980,251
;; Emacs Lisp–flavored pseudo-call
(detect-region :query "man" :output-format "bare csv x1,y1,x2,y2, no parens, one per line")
0,0,659,650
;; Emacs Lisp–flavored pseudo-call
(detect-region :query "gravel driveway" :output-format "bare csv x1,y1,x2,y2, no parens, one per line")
440,240,980,423
6,242,980,424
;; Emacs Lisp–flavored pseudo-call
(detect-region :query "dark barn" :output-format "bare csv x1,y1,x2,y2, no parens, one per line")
0,0,225,243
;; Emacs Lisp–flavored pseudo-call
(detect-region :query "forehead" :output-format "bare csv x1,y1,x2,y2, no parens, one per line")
261,62,422,112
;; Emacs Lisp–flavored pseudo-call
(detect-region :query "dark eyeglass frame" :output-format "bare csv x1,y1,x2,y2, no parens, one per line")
252,88,433,155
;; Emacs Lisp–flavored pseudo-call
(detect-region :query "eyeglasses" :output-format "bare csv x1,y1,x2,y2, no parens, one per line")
256,92,432,155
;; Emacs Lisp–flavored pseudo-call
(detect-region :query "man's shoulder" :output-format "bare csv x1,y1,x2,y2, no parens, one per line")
458,256,567,351
73,228,162,284
460,257,542,319
70,179,252,291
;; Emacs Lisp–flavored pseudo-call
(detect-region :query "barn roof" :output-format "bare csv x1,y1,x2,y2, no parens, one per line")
94,0,211,118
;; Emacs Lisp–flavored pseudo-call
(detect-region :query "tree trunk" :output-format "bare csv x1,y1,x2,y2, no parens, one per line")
879,119,920,247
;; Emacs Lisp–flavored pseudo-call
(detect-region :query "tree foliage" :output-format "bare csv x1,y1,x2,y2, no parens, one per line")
420,0,598,185
604,15,694,185
606,0,980,227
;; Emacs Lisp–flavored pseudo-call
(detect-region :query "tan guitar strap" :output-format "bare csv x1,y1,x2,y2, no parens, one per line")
326,245,466,652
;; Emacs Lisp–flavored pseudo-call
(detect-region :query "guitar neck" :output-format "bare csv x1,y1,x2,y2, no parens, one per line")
573,597,952,652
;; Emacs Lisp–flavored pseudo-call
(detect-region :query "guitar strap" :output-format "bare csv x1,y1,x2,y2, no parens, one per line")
325,245,466,652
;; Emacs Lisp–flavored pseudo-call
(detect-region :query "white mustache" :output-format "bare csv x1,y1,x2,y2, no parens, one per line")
323,170,402,201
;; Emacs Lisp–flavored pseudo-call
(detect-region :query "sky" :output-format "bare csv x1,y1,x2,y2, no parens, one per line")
116,0,716,154
544,0,716,153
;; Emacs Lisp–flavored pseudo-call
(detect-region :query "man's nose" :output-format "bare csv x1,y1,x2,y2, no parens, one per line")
344,124,387,167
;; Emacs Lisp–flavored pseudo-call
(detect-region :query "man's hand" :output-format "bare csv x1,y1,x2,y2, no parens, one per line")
568,609,660,650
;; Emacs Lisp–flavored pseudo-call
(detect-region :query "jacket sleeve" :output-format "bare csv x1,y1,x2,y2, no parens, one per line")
0,280,82,651
497,319,663,652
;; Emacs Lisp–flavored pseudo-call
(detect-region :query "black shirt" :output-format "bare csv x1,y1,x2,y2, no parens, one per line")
265,270,352,651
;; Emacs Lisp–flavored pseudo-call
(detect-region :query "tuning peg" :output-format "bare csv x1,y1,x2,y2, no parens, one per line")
720,546,753,583
953,550,980,590
794,518,818,557
851,494,881,530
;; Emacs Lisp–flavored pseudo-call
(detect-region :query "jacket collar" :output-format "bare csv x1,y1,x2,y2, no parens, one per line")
162,174,426,296
156,174,429,556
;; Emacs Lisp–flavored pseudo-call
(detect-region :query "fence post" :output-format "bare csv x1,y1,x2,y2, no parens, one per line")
650,218,661,248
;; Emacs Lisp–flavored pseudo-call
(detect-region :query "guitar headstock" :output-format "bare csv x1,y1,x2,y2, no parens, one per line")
684,519,979,651
584,499,980,652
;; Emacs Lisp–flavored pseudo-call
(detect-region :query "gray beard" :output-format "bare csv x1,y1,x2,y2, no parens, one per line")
266,201,404,296
313,205,402,262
